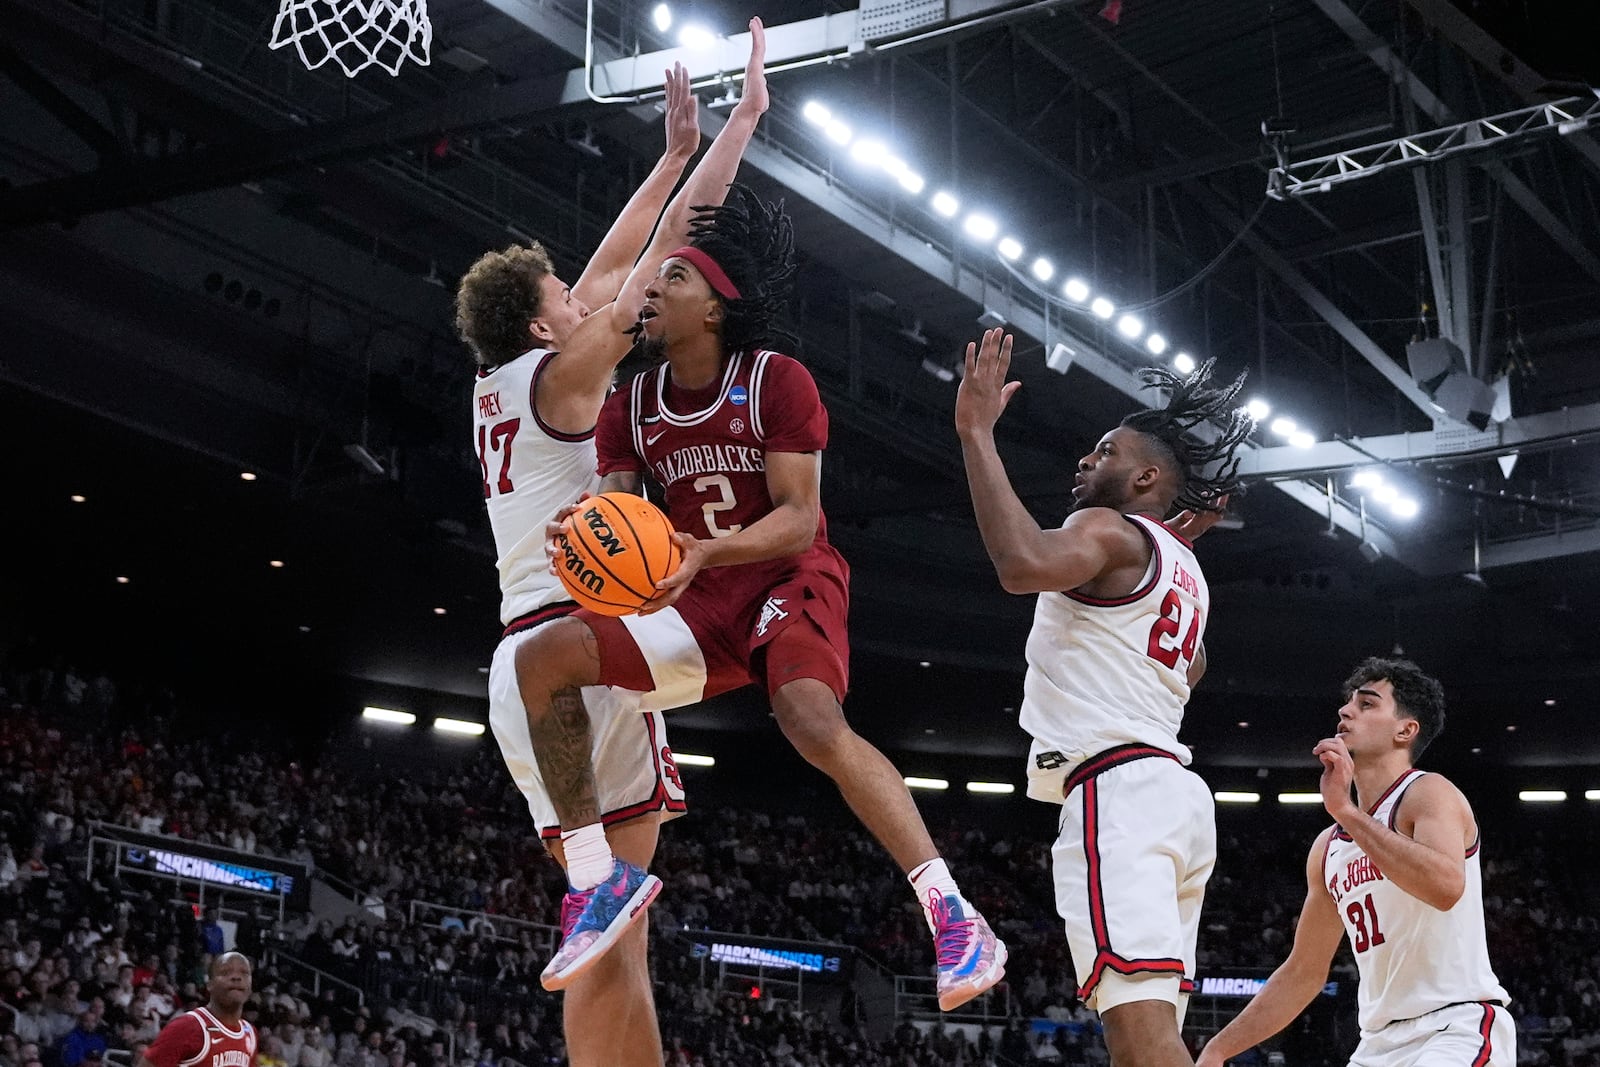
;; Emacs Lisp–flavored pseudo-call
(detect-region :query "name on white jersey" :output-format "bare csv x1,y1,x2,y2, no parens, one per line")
1329,854,1385,902
478,392,504,419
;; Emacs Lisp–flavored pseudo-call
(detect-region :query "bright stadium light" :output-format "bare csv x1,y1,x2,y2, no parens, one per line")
904,776,950,790
1116,313,1144,340
963,213,999,242
1289,431,1316,449
1146,333,1168,355
1269,417,1297,438
677,24,715,48
849,138,888,166
651,3,672,32
363,707,416,726
1586,790,1600,801
1031,258,1055,282
997,236,1024,261
1373,484,1400,504
801,100,831,126
1214,791,1261,804
1173,352,1196,374
434,717,486,736
1090,296,1115,320
1277,792,1323,804
674,753,715,767
1350,470,1384,488
886,159,926,194
1245,398,1271,420
1063,277,1090,302
966,782,1016,794
824,120,852,145
1518,790,1567,802
931,190,960,217
1390,496,1420,519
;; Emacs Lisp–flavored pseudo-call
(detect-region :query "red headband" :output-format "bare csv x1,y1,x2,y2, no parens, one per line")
667,246,742,300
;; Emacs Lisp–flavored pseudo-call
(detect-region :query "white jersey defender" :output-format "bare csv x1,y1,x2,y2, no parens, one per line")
474,348,685,837
1023,512,1205,800
1324,770,1510,1036
1024,513,1216,1016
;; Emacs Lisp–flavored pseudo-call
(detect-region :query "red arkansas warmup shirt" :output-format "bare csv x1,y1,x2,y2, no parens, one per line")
143,1008,257,1067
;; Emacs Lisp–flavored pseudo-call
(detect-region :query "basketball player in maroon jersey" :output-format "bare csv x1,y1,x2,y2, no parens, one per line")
137,953,255,1067
524,186,1008,1011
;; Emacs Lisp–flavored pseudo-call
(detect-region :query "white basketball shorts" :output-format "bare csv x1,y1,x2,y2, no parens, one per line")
1050,745,1215,1018
1350,1002,1514,1067
489,622,686,840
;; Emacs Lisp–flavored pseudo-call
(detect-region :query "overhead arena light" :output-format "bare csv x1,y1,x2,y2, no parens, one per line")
1350,469,1384,489
1115,314,1144,340
1269,417,1297,438
1389,497,1420,519
962,213,999,242
904,776,950,790
1518,790,1567,803
1277,792,1323,804
1063,277,1090,303
363,707,416,725
677,24,716,49
1587,790,1600,801
1245,398,1271,421
1214,791,1261,804
1145,333,1168,355
966,782,1015,794
801,100,831,126
1173,352,1196,374
1289,431,1316,449
849,138,888,166
434,717,486,736
1031,258,1055,282
824,120,852,146
886,159,925,194
674,753,715,767
931,190,960,217
651,3,672,32
1090,297,1115,320
997,236,1024,261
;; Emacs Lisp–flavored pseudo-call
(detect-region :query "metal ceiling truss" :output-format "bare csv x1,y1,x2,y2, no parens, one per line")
1267,96,1600,199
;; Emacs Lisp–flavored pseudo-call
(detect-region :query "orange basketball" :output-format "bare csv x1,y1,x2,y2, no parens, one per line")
556,492,682,616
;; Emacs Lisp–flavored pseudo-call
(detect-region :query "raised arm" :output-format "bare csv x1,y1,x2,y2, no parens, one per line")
569,63,700,310
955,329,1146,594
539,19,770,413
1316,750,1474,911
1195,832,1347,1067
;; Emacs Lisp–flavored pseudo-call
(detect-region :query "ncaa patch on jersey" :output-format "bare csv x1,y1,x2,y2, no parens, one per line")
729,385,749,406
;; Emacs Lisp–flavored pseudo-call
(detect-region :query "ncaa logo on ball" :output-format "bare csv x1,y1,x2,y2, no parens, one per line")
729,385,749,406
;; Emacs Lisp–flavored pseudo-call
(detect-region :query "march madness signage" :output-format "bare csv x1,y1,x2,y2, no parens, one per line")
100,825,311,910
1196,974,1340,999
680,930,854,982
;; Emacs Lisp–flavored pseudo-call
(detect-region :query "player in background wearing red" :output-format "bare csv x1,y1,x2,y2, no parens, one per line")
453,27,770,1065
524,185,1008,1011
956,328,1251,1067
136,953,254,1067
1197,658,1513,1067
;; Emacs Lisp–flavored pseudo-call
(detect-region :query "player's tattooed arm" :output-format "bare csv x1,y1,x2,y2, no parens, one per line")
599,470,643,496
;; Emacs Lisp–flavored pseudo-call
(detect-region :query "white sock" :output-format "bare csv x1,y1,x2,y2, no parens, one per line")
560,824,614,891
909,858,963,931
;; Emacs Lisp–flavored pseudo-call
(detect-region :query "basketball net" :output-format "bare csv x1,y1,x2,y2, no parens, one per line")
269,0,432,78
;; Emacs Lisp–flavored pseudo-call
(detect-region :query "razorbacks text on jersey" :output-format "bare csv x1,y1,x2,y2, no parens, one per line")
1021,514,1207,802
1324,770,1510,1034
473,349,600,625
142,1008,257,1067
595,349,835,557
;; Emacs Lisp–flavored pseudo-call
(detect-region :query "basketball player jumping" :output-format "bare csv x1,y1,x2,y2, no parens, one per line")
525,185,1008,1011
454,28,769,1067
1197,657,1513,1067
956,328,1250,1067
137,953,256,1067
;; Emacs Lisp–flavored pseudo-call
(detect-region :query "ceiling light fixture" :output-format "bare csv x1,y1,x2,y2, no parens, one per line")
651,3,672,32
677,24,715,49
362,707,415,725
1031,258,1055,282
1063,278,1090,302
997,237,1023,261
904,776,949,790
1090,297,1115,320
1116,314,1144,340
930,190,959,217
1173,352,1196,374
962,213,999,242
1245,398,1271,421
801,100,831,126
1146,333,1168,355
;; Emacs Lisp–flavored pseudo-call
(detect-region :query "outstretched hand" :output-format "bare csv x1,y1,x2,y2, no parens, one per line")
733,17,768,118
662,62,699,160
544,494,593,577
1169,495,1231,541
955,328,1021,439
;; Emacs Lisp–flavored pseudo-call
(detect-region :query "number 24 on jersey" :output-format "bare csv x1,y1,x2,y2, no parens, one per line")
1146,589,1201,670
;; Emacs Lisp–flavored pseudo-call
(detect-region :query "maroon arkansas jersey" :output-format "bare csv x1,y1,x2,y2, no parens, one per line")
597,350,833,549
144,1008,257,1067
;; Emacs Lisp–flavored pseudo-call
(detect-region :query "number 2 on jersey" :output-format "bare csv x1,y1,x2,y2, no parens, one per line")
1347,893,1386,953
477,418,521,499
1145,589,1201,669
694,474,742,537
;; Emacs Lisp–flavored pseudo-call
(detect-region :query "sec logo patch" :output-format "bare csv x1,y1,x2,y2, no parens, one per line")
730,418,745,434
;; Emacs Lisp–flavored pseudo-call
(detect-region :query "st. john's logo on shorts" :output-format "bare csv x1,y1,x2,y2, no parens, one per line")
756,596,789,636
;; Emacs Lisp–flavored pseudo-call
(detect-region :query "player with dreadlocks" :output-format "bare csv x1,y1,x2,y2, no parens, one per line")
955,327,1251,1067
521,186,1008,1010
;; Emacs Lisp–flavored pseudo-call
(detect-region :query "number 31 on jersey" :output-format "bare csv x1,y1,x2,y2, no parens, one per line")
1146,589,1201,670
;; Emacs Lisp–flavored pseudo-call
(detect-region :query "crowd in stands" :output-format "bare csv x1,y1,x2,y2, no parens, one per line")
2,647,1600,1067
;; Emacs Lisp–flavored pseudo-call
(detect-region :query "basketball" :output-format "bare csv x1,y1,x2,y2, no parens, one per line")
556,492,682,616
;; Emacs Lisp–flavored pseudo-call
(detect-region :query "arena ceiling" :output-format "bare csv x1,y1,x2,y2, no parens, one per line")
3,0,1600,769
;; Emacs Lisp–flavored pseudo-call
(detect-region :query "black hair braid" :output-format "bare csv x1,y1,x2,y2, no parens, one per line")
686,184,800,354
1119,358,1253,513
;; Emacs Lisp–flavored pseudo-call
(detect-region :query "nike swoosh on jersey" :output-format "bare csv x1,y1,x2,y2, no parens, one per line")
646,431,667,446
